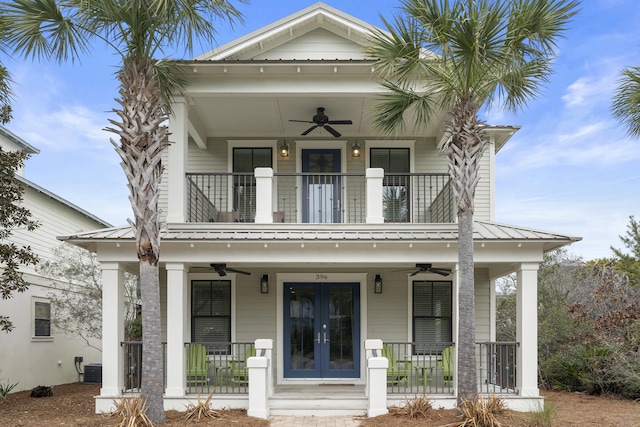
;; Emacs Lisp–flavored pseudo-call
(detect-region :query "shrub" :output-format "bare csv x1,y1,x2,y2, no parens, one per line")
0,382,18,401
529,402,557,427
184,391,222,421
109,397,154,427
391,394,433,419
454,395,505,427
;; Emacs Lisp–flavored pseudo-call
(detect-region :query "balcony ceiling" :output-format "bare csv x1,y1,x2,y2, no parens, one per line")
181,63,448,141
188,95,399,139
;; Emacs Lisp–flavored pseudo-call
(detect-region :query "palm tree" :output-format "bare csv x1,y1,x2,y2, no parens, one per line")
612,67,640,137
0,9,13,124
368,0,578,402
3,0,245,422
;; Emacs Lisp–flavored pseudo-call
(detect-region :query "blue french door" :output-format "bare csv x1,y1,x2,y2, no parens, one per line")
302,149,342,223
283,283,360,378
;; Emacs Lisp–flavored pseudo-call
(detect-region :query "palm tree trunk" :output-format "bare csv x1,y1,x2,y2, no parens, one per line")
107,56,168,424
457,210,476,402
446,96,484,403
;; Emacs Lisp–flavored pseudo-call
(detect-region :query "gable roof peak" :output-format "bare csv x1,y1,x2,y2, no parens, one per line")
196,2,378,61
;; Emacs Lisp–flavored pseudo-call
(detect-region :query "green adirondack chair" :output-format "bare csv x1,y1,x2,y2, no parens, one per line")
230,345,256,385
382,344,412,386
186,343,211,387
438,346,454,385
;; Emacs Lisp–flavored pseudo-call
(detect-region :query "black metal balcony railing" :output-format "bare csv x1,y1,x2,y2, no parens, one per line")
185,172,453,224
380,341,519,395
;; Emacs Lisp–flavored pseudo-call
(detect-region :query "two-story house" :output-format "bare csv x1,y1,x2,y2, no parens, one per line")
62,3,579,418
0,126,110,392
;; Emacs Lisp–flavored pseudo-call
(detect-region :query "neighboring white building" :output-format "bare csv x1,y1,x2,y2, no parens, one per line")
63,3,580,417
0,126,111,392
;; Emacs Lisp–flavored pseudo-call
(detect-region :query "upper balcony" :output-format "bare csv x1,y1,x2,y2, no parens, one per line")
185,169,454,225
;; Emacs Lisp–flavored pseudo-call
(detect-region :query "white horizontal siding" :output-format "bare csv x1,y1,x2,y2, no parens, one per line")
13,187,107,271
253,28,366,60
474,268,491,342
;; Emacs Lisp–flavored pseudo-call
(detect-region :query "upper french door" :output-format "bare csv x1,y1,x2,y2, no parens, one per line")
302,149,342,223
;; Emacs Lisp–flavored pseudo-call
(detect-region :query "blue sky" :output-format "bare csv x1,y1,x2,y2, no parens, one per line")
2,0,640,260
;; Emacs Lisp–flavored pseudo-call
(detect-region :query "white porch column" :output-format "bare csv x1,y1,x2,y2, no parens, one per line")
367,356,389,417
255,339,274,396
364,339,383,398
366,168,384,224
254,168,274,224
165,263,188,397
166,99,188,223
100,262,125,397
247,356,270,419
516,263,540,397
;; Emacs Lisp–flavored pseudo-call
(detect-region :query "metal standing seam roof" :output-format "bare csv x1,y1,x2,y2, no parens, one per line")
58,220,580,245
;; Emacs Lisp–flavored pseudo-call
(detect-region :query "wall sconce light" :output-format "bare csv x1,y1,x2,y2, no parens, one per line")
351,141,361,158
374,274,382,294
280,140,290,158
260,274,269,293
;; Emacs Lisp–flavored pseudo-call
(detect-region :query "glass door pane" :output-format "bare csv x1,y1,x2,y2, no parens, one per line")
325,286,356,374
285,285,320,376
302,149,341,223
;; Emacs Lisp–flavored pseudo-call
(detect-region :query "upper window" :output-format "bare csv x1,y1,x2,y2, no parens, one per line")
232,148,272,222
412,281,452,347
191,280,231,344
34,300,51,337
370,148,410,222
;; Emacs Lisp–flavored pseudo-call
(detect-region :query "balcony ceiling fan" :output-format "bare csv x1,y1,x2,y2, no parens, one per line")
192,263,251,276
394,263,451,276
289,107,352,137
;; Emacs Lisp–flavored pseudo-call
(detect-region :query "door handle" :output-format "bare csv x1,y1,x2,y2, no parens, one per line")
323,332,330,344
315,332,321,344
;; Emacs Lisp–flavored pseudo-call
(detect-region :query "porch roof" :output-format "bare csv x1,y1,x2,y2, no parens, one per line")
59,220,580,253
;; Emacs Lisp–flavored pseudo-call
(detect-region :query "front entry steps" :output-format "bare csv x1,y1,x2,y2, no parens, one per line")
269,384,368,416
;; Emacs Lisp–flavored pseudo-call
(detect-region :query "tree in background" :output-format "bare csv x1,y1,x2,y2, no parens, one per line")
495,273,516,342
368,0,578,401
612,67,640,137
611,215,640,287
0,147,39,332
38,243,141,350
3,0,246,421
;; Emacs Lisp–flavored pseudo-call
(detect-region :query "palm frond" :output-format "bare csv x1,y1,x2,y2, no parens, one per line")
3,0,93,62
612,67,640,137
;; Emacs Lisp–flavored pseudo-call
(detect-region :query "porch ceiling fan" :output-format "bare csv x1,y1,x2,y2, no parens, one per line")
289,107,352,137
394,263,451,276
193,263,251,276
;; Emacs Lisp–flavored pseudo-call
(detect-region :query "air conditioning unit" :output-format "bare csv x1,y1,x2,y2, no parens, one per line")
83,363,102,384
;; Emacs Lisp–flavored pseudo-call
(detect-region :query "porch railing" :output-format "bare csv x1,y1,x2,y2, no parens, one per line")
381,341,519,395
121,341,252,395
476,342,519,394
185,342,254,395
122,341,167,393
382,342,455,395
185,171,453,224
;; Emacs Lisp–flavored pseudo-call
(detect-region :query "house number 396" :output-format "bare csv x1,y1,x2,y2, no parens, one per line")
316,274,328,280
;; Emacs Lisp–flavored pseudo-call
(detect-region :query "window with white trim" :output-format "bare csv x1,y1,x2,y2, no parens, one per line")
232,147,272,222
412,281,452,344
191,280,231,344
33,299,51,337
370,148,410,222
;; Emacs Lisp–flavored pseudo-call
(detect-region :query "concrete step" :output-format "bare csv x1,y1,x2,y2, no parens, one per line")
268,385,368,416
